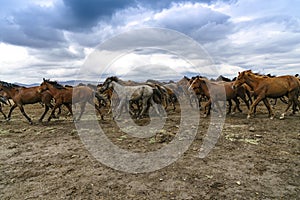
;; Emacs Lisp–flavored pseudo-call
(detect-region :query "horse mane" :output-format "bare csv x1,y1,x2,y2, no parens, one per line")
43,79,66,89
183,76,190,81
109,76,119,82
242,70,273,79
0,80,22,88
252,72,275,78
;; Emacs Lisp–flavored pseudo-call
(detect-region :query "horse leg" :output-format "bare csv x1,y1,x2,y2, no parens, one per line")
233,97,242,113
48,103,62,122
52,105,62,119
114,98,125,119
227,100,232,114
280,93,296,120
198,96,202,110
107,100,112,114
163,95,168,110
291,95,299,114
150,97,161,118
204,99,212,117
75,102,86,121
262,99,274,119
65,103,73,116
18,105,33,124
0,104,7,119
248,96,264,119
88,98,104,120
241,94,250,110
214,101,224,117
139,98,149,119
39,105,49,122
172,97,176,111
7,103,17,121
189,94,196,108
246,90,253,105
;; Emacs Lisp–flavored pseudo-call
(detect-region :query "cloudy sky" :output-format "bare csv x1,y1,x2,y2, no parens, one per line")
0,0,299,84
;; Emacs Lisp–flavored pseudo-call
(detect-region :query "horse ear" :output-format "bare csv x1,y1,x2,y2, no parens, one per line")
43,78,45,81
238,72,240,75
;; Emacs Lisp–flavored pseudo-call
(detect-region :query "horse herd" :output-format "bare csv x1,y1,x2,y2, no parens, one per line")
0,70,299,125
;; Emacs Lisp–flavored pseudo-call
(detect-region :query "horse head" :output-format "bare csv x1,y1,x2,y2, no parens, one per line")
188,78,205,92
38,78,49,93
233,71,247,89
100,76,117,92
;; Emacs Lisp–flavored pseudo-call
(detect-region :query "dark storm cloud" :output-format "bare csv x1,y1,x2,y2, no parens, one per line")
0,3,67,48
60,0,218,29
61,0,134,29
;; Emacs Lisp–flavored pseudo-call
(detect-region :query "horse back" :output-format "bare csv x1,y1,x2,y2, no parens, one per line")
15,86,43,104
258,76,299,97
72,86,94,103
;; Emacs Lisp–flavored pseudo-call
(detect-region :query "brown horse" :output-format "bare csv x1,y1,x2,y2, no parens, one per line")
189,78,250,117
0,81,55,124
233,70,300,119
39,79,104,122
161,84,177,111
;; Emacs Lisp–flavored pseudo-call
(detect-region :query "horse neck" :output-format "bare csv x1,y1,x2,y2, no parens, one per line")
243,74,261,90
110,81,123,92
200,80,212,96
45,83,62,96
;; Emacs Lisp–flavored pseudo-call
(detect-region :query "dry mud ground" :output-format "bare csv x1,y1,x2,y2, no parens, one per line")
0,101,299,199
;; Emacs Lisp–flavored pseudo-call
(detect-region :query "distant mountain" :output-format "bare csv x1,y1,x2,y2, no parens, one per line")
13,82,38,87
13,80,99,87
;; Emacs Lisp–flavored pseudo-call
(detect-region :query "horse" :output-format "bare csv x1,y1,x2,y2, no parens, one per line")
233,70,300,119
0,81,55,124
39,79,104,122
100,76,161,119
188,78,250,117
161,83,179,111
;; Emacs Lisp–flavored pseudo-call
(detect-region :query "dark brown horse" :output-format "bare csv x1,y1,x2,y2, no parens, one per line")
0,81,55,124
189,78,250,117
233,70,300,119
39,79,104,122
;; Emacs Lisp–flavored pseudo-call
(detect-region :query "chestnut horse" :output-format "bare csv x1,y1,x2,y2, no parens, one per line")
189,78,250,117
233,70,300,119
39,79,104,122
0,81,54,124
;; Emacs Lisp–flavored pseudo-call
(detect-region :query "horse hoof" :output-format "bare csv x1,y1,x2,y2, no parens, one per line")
29,121,33,125
231,112,236,115
247,115,251,119
279,115,284,120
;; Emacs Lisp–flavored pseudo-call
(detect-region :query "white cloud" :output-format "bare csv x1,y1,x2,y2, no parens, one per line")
0,0,300,84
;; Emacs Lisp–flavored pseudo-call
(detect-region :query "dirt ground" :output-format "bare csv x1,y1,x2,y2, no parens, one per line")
0,100,299,199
